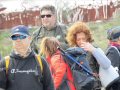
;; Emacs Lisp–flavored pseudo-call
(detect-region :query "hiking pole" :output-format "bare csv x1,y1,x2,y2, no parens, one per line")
57,46,93,76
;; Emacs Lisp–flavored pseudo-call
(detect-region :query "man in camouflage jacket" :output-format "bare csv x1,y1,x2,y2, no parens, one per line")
31,5,68,54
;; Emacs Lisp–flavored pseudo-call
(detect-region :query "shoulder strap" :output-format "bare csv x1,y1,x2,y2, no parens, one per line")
106,46,120,56
111,46,120,56
35,55,43,73
31,27,42,46
34,27,42,40
4,55,43,74
5,56,10,74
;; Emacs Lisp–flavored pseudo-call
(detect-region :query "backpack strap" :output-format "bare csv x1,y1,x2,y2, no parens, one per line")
106,46,120,71
32,27,42,43
106,46,120,56
5,56,10,74
111,46,120,56
35,55,43,73
30,27,42,54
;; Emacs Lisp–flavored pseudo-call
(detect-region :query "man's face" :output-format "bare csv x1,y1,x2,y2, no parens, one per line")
11,34,31,55
41,10,56,29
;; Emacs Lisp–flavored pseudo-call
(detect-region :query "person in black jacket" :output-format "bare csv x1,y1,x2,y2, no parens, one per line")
106,26,120,90
0,25,55,90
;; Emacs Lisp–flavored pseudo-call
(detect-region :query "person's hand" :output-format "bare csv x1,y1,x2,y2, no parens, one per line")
80,42,95,53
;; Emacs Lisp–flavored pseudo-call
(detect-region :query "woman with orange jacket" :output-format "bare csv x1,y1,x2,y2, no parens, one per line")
40,37,76,90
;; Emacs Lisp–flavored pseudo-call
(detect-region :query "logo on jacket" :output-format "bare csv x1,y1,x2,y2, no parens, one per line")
11,69,36,74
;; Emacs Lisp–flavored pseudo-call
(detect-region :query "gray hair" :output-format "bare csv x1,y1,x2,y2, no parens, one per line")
40,5,56,14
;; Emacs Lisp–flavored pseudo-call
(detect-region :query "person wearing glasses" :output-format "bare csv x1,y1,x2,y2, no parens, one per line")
31,5,68,54
0,25,55,90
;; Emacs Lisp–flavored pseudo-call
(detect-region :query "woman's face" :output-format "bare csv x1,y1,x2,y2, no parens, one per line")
76,32,87,47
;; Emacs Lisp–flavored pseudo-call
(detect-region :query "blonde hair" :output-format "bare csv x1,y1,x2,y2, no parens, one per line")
40,37,60,56
66,21,93,47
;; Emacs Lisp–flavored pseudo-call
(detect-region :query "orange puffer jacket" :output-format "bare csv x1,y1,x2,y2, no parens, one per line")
46,50,76,90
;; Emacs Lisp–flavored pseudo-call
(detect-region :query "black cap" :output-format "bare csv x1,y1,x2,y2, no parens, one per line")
107,26,120,41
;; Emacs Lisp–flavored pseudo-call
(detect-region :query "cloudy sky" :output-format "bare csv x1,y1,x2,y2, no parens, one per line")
0,0,55,12
0,0,117,12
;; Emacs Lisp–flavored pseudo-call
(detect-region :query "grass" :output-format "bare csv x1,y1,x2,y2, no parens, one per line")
0,15,120,57
0,30,12,57
89,17,120,50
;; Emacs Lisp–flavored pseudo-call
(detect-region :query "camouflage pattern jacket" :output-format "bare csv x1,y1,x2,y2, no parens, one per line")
31,24,68,54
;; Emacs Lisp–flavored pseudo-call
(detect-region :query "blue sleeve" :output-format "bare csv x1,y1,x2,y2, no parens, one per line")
92,48,111,69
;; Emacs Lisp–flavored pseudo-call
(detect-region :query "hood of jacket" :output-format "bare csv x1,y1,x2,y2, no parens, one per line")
10,51,35,60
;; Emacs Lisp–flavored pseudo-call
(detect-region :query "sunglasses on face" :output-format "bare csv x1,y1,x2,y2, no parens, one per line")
11,35,27,40
41,14,52,18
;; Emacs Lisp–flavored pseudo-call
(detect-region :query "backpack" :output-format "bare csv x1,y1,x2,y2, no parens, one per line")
104,46,120,89
4,55,43,75
58,47,95,90
106,46,120,72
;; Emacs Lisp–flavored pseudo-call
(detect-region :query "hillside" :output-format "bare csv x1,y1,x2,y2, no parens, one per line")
0,15,120,57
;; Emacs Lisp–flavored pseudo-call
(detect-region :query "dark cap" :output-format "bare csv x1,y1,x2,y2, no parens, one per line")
107,26,120,41
11,25,29,37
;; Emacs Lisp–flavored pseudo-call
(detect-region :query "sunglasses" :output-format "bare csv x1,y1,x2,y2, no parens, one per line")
11,35,27,40
41,14,52,18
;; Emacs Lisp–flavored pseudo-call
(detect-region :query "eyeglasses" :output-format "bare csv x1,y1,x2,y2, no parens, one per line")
41,14,52,18
11,35,27,40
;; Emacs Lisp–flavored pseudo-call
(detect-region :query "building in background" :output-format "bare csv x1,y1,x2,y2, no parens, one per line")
0,0,120,29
